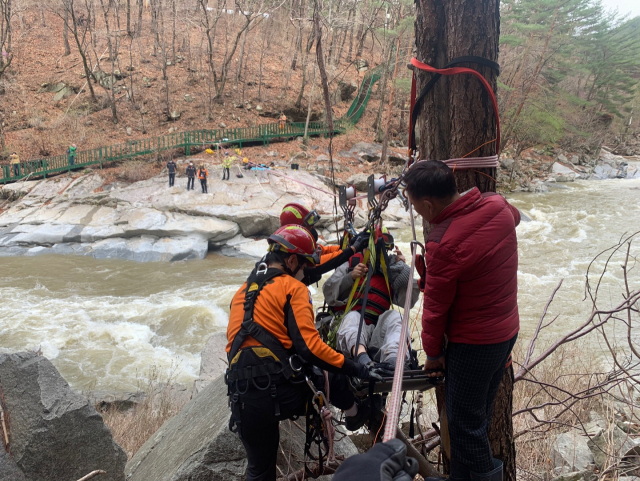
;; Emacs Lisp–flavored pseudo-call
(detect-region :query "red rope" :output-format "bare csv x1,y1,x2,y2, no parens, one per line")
409,57,501,156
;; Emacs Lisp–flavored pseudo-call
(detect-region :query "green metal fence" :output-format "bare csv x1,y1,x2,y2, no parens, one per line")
1,70,381,185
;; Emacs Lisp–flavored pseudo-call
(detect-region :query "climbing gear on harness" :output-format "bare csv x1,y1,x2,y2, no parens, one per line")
304,373,334,474
226,264,307,432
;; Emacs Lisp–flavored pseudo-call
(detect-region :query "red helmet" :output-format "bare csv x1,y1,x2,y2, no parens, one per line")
268,225,320,265
280,203,321,228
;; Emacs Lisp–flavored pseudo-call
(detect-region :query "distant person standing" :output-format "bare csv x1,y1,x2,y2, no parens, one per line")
167,158,177,187
9,152,20,177
198,165,208,193
222,152,234,181
186,161,196,190
67,144,77,167
279,112,287,130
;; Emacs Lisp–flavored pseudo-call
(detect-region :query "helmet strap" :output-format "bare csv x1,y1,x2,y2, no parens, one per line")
282,254,302,277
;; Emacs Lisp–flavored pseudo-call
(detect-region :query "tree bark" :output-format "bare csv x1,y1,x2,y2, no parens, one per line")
414,1,512,479
63,8,71,55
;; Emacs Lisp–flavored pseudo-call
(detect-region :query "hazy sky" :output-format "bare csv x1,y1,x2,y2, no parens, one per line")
601,0,640,18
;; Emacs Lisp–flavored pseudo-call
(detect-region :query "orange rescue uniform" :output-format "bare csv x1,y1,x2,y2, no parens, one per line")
319,244,343,265
226,274,359,374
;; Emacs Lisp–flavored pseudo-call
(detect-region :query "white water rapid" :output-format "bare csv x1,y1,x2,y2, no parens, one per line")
1,179,639,392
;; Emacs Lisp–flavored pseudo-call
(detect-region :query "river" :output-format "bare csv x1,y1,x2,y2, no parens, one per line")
1,179,639,392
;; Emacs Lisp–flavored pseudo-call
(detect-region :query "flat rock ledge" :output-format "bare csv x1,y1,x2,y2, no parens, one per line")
0,165,412,262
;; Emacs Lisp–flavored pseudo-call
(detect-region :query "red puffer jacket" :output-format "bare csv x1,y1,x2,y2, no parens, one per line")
421,187,520,358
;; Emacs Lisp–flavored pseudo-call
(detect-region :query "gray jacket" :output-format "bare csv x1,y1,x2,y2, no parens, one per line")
323,254,420,310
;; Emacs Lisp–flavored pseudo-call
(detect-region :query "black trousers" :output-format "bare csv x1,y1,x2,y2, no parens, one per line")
187,176,195,190
169,172,175,186
13,164,19,176
235,374,352,481
237,382,309,481
222,167,230,180
446,334,517,477
200,179,207,193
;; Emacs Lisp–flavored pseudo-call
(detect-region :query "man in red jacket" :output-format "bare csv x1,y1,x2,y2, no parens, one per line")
404,160,520,481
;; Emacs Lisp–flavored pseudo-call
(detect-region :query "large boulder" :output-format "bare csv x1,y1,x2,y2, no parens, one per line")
587,426,638,470
346,173,371,192
126,375,358,481
192,331,229,396
336,81,358,102
0,352,127,481
551,431,595,471
351,142,382,163
388,152,409,167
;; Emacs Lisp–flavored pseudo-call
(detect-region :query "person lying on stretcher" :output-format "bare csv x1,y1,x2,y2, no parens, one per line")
322,227,421,376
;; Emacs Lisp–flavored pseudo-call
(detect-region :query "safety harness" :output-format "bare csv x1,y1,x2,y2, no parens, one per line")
226,264,304,432
226,263,334,473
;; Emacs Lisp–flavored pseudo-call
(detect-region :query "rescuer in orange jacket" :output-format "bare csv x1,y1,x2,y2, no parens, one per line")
279,202,369,285
226,225,381,481
197,165,208,193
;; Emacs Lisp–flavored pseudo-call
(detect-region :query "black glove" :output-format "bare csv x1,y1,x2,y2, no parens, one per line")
333,438,419,481
356,361,384,382
302,267,323,286
350,232,370,253
356,351,373,366
374,361,396,377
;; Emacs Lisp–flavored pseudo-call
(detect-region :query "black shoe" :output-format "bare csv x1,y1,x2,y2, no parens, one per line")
345,399,371,431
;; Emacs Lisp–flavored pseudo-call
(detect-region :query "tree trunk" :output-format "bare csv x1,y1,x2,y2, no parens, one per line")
414,1,513,480
380,35,401,164
136,0,143,37
126,0,132,36
63,8,71,55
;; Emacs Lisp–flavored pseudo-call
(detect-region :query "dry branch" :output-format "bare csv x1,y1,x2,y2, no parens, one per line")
75,470,106,481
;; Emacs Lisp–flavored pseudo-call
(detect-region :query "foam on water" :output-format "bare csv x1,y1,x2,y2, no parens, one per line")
1,179,639,391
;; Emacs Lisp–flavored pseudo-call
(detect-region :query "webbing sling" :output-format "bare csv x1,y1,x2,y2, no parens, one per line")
227,266,296,419
228,267,290,364
409,56,501,157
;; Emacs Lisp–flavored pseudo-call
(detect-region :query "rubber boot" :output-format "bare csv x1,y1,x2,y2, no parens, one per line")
470,459,503,481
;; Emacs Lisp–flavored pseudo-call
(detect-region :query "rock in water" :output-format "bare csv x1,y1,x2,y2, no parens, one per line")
126,375,358,481
0,352,126,481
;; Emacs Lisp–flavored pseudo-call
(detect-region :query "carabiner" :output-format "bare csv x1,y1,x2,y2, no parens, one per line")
289,354,304,373
257,262,268,275
411,240,425,256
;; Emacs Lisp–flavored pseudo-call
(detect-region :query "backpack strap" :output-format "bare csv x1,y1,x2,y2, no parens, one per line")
228,265,290,363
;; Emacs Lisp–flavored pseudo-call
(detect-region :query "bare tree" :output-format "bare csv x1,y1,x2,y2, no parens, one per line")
96,0,121,123
59,0,98,103
150,0,172,118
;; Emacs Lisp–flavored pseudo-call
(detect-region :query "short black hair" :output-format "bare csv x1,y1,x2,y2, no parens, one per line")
404,160,457,200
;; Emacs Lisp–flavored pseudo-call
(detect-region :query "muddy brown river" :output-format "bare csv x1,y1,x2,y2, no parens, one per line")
1,179,639,391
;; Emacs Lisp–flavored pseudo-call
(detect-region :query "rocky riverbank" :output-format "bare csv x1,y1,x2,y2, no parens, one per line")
499,146,640,193
0,141,636,262
0,147,411,262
